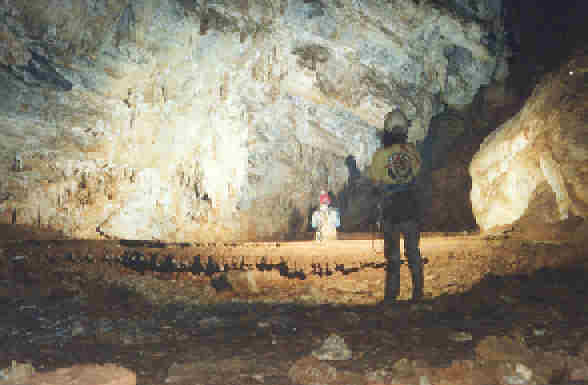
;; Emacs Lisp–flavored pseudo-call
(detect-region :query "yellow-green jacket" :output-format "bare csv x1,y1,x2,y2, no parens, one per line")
367,143,421,186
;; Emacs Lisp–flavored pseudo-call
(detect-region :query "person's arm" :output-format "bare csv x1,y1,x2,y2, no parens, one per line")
367,151,383,185
409,144,422,176
366,162,375,182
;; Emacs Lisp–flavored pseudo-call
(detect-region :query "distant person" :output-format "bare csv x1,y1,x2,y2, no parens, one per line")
367,109,424,303
311,191,340,241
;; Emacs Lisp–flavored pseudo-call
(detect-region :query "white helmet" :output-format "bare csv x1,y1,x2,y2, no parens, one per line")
382,109,409,135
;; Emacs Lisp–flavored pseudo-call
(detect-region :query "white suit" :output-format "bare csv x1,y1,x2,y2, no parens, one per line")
311,204,340,241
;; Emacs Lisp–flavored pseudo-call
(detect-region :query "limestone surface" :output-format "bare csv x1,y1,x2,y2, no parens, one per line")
0,0,506,240
470,50,588,231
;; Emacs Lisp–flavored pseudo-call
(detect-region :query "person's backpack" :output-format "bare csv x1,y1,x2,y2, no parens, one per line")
385,150,415,183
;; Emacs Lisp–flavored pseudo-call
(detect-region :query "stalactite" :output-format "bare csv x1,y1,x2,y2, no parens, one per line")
223,72,229,101
13,153,23,172
130,110,135,130
161,86,167,104
200,1,209,35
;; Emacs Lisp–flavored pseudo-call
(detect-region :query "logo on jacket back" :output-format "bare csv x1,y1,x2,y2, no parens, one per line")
385,152,413,182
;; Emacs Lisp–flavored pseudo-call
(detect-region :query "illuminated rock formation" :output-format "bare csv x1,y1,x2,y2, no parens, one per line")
470,51,588,231
0,0,507,240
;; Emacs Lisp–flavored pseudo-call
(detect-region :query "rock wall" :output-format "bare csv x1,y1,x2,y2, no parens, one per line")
0,0,506,241
470,50,588,231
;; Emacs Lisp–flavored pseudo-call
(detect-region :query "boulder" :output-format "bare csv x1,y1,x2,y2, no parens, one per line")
470,50,588,232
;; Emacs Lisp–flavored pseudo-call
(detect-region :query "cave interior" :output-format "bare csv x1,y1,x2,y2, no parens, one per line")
0,0,587,384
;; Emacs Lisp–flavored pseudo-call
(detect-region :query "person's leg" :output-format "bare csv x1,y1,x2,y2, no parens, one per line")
383,221,401,302
401,219,423,300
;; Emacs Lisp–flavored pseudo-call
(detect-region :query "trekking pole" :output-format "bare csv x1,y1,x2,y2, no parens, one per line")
376,203,383,254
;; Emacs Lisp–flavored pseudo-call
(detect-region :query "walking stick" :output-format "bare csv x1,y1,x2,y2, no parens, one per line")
373,202,382,253
372,204,382,253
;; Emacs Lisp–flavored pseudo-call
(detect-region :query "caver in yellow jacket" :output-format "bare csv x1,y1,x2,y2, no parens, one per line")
367,143,421,187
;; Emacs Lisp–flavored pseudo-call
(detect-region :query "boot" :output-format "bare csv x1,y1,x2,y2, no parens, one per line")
410,262,424,301
383,261,400,304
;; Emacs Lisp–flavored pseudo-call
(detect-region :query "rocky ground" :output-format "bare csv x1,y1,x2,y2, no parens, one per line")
1,225,588,385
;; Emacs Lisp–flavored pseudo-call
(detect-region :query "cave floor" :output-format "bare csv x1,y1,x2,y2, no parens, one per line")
1,226,588,385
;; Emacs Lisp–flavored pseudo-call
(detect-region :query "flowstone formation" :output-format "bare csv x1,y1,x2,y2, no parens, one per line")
470,49,588,232
0,0,507,241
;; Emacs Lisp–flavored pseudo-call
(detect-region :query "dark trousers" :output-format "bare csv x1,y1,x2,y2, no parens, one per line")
383,218,423,301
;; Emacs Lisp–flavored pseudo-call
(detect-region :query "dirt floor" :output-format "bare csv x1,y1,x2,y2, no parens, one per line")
1,224,588,385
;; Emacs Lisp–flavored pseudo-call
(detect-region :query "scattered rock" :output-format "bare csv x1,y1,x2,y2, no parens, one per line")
475,335,533,364
433,359,477,385
500,295,518,304
533,328,547,336
497,362,534,385
4,364,135,385
366,358,426,384
288,356,337,385
515,363,533,381
449,331,473,342
365,367,395,384
392,358,415,376
311,334,352,361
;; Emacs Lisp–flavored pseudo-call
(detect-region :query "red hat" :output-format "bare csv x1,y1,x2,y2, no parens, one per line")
319,191,331,205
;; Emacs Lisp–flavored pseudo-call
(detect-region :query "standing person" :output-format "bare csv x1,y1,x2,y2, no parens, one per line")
367,109,423,303
311,191,341,241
